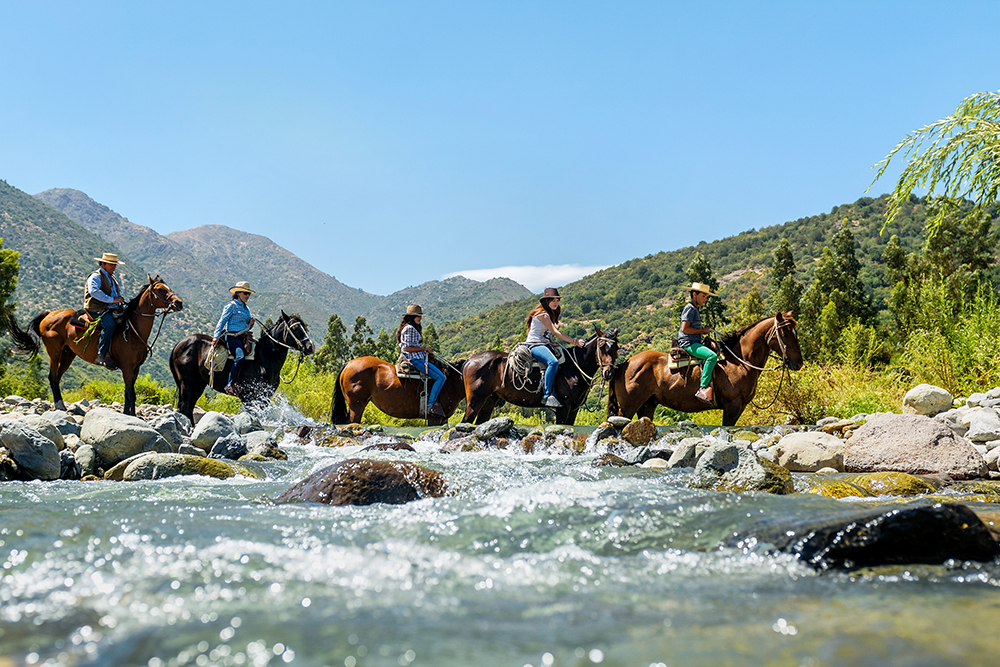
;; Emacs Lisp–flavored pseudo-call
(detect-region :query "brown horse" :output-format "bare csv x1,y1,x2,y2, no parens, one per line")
3,275,183,416
607,313,803,426
462,326,619,425
330,356,467,426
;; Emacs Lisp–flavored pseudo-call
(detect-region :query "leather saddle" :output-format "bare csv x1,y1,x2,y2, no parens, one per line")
396,355,440,380
668,338,725,371
70,310,100,331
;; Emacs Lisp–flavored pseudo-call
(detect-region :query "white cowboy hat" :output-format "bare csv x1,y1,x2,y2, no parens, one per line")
229,281,256,294
687,282,718,297
94,252,124,265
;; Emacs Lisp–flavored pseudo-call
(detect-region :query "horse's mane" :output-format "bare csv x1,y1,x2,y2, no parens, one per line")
718,316,773,361
122,281,153,318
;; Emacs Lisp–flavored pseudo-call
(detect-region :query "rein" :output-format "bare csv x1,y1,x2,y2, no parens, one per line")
125,285,180,355
257,318,314,384
713,320,795,373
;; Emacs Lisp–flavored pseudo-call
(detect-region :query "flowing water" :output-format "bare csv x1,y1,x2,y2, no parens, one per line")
3,407,1000,667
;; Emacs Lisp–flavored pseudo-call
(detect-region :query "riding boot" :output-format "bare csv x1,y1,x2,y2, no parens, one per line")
428,402,446,417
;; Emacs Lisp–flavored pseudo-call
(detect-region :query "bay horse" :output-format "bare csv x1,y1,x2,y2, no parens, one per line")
330,356,467,426
170,311,315,423
607,312,803,426
3,275,183,416
462,326,619,425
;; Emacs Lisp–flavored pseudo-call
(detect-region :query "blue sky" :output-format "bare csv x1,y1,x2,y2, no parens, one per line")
2,1,998,294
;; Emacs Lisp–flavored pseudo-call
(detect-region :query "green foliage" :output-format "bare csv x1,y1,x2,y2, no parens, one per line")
731,286,767,329
313,313,349,373
0,237,19,321
374,328,396,362
871,91,1000,234
70,373,176,406
423,322,439,352
769,238,802,315
0,356,48,399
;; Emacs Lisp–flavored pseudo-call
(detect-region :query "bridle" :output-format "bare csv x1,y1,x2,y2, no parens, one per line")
566,334,619,384
127,282,183,353
715,318,798,373
259,317,314,383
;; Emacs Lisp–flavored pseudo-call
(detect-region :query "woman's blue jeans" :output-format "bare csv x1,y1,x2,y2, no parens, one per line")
410,356,447,405
529,344,559,397
225,335,246,387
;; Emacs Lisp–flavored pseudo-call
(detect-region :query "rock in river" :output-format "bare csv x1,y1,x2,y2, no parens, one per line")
276,459,447,506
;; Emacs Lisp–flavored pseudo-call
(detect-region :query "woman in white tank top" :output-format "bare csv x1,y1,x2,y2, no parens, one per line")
523,287,584,408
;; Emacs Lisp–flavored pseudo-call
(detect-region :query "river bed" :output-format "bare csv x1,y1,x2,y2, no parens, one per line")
2,415,1000,667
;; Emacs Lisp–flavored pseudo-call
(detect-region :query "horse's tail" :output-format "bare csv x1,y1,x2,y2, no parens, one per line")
605,361,622,417
330,364,349,424
3,311,45,358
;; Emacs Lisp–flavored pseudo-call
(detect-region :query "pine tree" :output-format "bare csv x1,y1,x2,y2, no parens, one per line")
423,322,439,352
769,238,803,315
349,316,376,358
732,287,768,329
313,313,350,373
374,328,396,362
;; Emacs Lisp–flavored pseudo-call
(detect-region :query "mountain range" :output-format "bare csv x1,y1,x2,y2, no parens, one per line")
0,180,530,387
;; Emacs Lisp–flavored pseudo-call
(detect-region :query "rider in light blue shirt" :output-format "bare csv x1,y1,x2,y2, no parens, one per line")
212,281,256,395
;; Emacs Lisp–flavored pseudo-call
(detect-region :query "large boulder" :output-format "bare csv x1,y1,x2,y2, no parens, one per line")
723,500,999,569
123,453,236,481
771,431,845,472
276,459,447,506
190,411,238,451
902,384,953,416
621,417,657,445
75,444,98,478
844,413,987,479
80,408,161,466
209,432,248,460
474,417,514,441
232,412,263,435
17,414,66,451
0,420,60,480
691,442,793,494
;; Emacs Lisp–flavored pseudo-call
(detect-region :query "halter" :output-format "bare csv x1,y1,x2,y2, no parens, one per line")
126,282,182,354
567,335,619,384
716,318,797,373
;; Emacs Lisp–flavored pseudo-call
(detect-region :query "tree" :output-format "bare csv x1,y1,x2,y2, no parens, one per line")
732,287,768,329
349,316,376,358
0,238,18,321
423,322,439,352
871,90,1000,234
313,313,350,373
769,238,803,315
489,332,503,351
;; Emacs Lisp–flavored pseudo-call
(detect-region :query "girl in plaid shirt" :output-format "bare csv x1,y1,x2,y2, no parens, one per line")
397,304,447,417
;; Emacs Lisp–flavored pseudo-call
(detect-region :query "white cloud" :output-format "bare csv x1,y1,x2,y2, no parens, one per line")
444,264,611,293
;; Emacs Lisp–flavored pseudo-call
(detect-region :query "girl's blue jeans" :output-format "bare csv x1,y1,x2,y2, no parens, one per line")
529,344,559,397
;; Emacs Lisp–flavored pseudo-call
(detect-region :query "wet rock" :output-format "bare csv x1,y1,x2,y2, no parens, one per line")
585,423,618,448
316,434,360,448
361,441,417,452
0,419,61,480
178,443,208,457
845,413,987,479
666,437,712,469
622,417,657,446
772,431,845,472
233,412,263,435
18,414,66,451
691,442,793,494
294,424,313,439
144,436,174,454
453,422,475,433
985,447,1000,472
209,431,248,460
903,384,953,416
440,435,484,452
593,454,630,467
809,472,938,499
59,449,81,480
0,449,20,481
190,411,238,451
945,480,1000,499
474,416,514,440
245,432,286,460
641,458,668,469
519,434,541,454
723,500,1000,569
81,408,161,466
123,453,236,481
276,458,447,506
75,444,98,478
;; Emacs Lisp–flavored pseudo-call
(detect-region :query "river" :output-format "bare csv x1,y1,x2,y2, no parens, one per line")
2,410,999,667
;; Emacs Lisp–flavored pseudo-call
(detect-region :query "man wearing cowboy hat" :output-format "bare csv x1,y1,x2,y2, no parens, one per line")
678,282,720,405
85,252,127,369
213,281,257,395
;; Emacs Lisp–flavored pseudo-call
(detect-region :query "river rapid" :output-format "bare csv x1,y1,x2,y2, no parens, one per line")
3,408,1000,667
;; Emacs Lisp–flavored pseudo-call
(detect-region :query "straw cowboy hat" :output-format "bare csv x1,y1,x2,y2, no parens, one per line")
94,252,124,265
406,304,423,315
687,282,718,297
229,281,256,294
540,287,561,302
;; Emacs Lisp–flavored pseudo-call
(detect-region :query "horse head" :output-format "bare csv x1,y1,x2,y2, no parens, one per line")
276,310,316,355
769,311,803,371
593,325,620,381
146,274,184,313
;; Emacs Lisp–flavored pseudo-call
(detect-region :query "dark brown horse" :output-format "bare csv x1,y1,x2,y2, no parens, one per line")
170,312,315,423
330,356,467,426
607,312,803,426
3,275,183,416
462,326,619,425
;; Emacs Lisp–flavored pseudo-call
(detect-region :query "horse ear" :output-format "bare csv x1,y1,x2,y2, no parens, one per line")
594,324,604,336
148,274,153,284
775,311,785,323
280,310,288,320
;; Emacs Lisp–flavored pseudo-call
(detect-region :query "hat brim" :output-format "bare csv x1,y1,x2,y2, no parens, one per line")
94,257,123,265
229,287,256,294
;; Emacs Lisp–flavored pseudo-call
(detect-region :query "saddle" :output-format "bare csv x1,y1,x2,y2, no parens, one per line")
506,343,565,392
396,355,441,380
668,338,724,371
71,309,127,330
203,334,255,371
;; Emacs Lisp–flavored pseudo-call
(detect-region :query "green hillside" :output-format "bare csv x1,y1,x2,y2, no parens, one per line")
435,195,990,357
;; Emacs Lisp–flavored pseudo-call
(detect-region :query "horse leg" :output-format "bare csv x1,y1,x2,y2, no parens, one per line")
121,367,138,417
474,394,500,425
48,347,76,410
722,402,745,427
637,397,657,421
178,377,207,425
